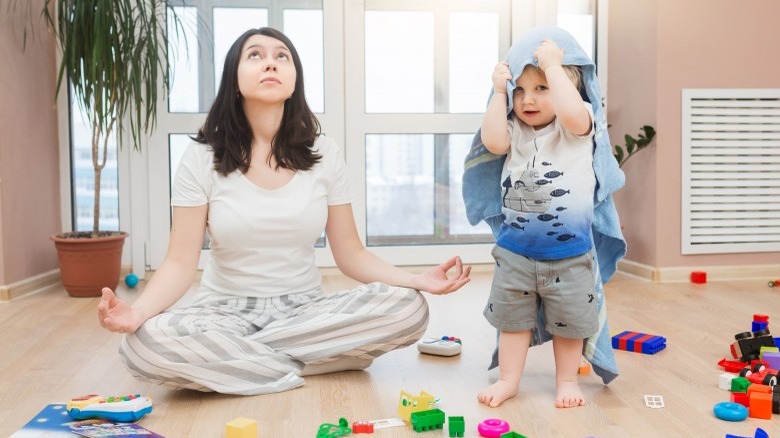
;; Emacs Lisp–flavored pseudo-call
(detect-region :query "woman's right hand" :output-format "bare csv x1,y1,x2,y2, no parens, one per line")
98,287,146,334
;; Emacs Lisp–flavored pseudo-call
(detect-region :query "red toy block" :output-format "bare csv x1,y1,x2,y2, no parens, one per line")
352,421,374,434
754,314,770,323
730,392,749,407
690,271,707,284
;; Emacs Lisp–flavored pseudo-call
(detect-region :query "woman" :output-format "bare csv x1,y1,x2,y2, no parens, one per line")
97,27,470,395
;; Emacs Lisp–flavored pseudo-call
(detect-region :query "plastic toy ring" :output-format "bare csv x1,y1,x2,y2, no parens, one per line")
712,401,748,422
477,418,510,437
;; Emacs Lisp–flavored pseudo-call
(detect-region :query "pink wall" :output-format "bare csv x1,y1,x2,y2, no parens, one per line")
608,0,780,268
0,1,61,285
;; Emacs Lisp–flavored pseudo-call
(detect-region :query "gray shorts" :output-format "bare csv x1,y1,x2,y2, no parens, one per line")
484,245,598,339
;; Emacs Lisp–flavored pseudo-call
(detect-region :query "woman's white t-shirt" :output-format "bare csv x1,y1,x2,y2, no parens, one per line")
171,135,352,299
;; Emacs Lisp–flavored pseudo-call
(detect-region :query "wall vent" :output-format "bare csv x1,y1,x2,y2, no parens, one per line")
681,89,780,254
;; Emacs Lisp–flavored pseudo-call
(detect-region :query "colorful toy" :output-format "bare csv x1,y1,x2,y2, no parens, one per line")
768,280,780,287
718,357,749,373
410,409,445,432
499,433,528,438
690,271,707,284
738,363,779,386
748,392,772,419
713,401,748,421
66,394,152,422
398,390,436,421
448,416,464,437
225,417,257,438
731,329,775,362
477,418,510,438
316,418,351,438
611,331,666,354
726,427,769,438
418,337,462,356
352,421,374,434
125,273,139,288
643,395,664,408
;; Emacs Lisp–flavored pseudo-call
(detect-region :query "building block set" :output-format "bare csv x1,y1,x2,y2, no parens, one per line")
715,314,780,425
611,331,667,354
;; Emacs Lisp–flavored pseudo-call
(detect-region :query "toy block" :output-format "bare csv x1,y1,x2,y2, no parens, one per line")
690,271,707,284
611,331,666,354
578,361,591,375
225,417,257,438
748,384,771,395
719,373,736,390
731,377,751,393
753,321,769,332
410,408,445,432
762,352,780,370
352,421,373,434
398,390,436,421
759,346,779,359
748,392,772,419
731,392,749,407
754,314,769,323
500,433,528,438
448,416,464,437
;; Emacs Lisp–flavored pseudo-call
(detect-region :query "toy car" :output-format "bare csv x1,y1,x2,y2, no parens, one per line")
731,329,776,362
738,362,779,386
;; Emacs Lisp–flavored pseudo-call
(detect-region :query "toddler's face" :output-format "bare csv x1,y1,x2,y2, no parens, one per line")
512,67,555,130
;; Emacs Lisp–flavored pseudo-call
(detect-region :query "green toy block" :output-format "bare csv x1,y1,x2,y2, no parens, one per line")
410,408,445,432
730,376,751,393
500,432,528,438
448,415,464,437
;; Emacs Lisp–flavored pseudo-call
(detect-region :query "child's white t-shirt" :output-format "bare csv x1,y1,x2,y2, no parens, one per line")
171,135,351,298
497,103,596,260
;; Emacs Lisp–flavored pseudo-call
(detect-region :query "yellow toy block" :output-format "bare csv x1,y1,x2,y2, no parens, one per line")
398,390,436,422
226,417,257,438
759,346,779,359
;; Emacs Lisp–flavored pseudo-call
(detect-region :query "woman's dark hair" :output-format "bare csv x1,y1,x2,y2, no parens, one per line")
193,27,321,175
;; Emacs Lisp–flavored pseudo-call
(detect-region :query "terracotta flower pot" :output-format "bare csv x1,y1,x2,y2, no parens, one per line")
50,231,128,297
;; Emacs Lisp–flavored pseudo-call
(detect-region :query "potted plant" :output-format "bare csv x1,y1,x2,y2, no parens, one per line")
33,0,181,297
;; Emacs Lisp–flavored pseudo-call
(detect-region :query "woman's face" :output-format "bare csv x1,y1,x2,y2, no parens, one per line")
236,34,296,105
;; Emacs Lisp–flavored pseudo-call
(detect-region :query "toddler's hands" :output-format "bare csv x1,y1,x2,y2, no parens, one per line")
491,61,512,95
534,40,564,72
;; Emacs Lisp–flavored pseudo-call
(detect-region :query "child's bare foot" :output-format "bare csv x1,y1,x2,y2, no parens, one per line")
555,380,586,408
478,380,518,407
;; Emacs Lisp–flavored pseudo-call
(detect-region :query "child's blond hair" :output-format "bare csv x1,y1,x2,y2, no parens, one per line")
522,64,582,90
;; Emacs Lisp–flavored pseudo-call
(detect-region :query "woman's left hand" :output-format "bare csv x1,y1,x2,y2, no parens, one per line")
412,256,471,295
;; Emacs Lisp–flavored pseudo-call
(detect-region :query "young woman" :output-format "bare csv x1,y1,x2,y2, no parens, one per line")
97,27,470,395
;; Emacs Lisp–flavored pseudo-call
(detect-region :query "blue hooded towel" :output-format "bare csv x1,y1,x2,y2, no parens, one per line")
462,26,626,384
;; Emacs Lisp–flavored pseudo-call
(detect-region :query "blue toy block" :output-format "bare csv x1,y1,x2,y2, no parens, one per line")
752,321,768,332
611,331,666,354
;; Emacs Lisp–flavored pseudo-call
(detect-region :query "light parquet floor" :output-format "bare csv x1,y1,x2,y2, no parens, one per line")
1,270,779,437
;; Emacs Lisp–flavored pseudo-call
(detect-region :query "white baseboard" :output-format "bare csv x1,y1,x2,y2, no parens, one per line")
617,259,780,283
0,269,62,302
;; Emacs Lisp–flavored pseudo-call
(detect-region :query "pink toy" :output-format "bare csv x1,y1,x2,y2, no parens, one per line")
478,418,510,437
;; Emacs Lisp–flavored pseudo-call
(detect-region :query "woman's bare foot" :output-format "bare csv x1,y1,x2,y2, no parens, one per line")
555,380,586,408
478,379,518,407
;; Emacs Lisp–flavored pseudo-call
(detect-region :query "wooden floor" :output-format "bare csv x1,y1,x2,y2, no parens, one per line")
2,269,779,437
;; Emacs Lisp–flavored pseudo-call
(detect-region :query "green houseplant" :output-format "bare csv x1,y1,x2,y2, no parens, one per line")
613,125,656,168
28,0,181,296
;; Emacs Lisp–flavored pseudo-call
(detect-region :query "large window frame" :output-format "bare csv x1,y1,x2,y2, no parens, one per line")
54,0,607,276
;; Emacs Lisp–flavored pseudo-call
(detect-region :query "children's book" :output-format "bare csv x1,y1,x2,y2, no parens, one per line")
11,404,164,438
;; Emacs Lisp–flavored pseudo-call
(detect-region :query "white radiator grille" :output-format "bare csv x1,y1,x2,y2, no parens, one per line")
681,89,780,254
